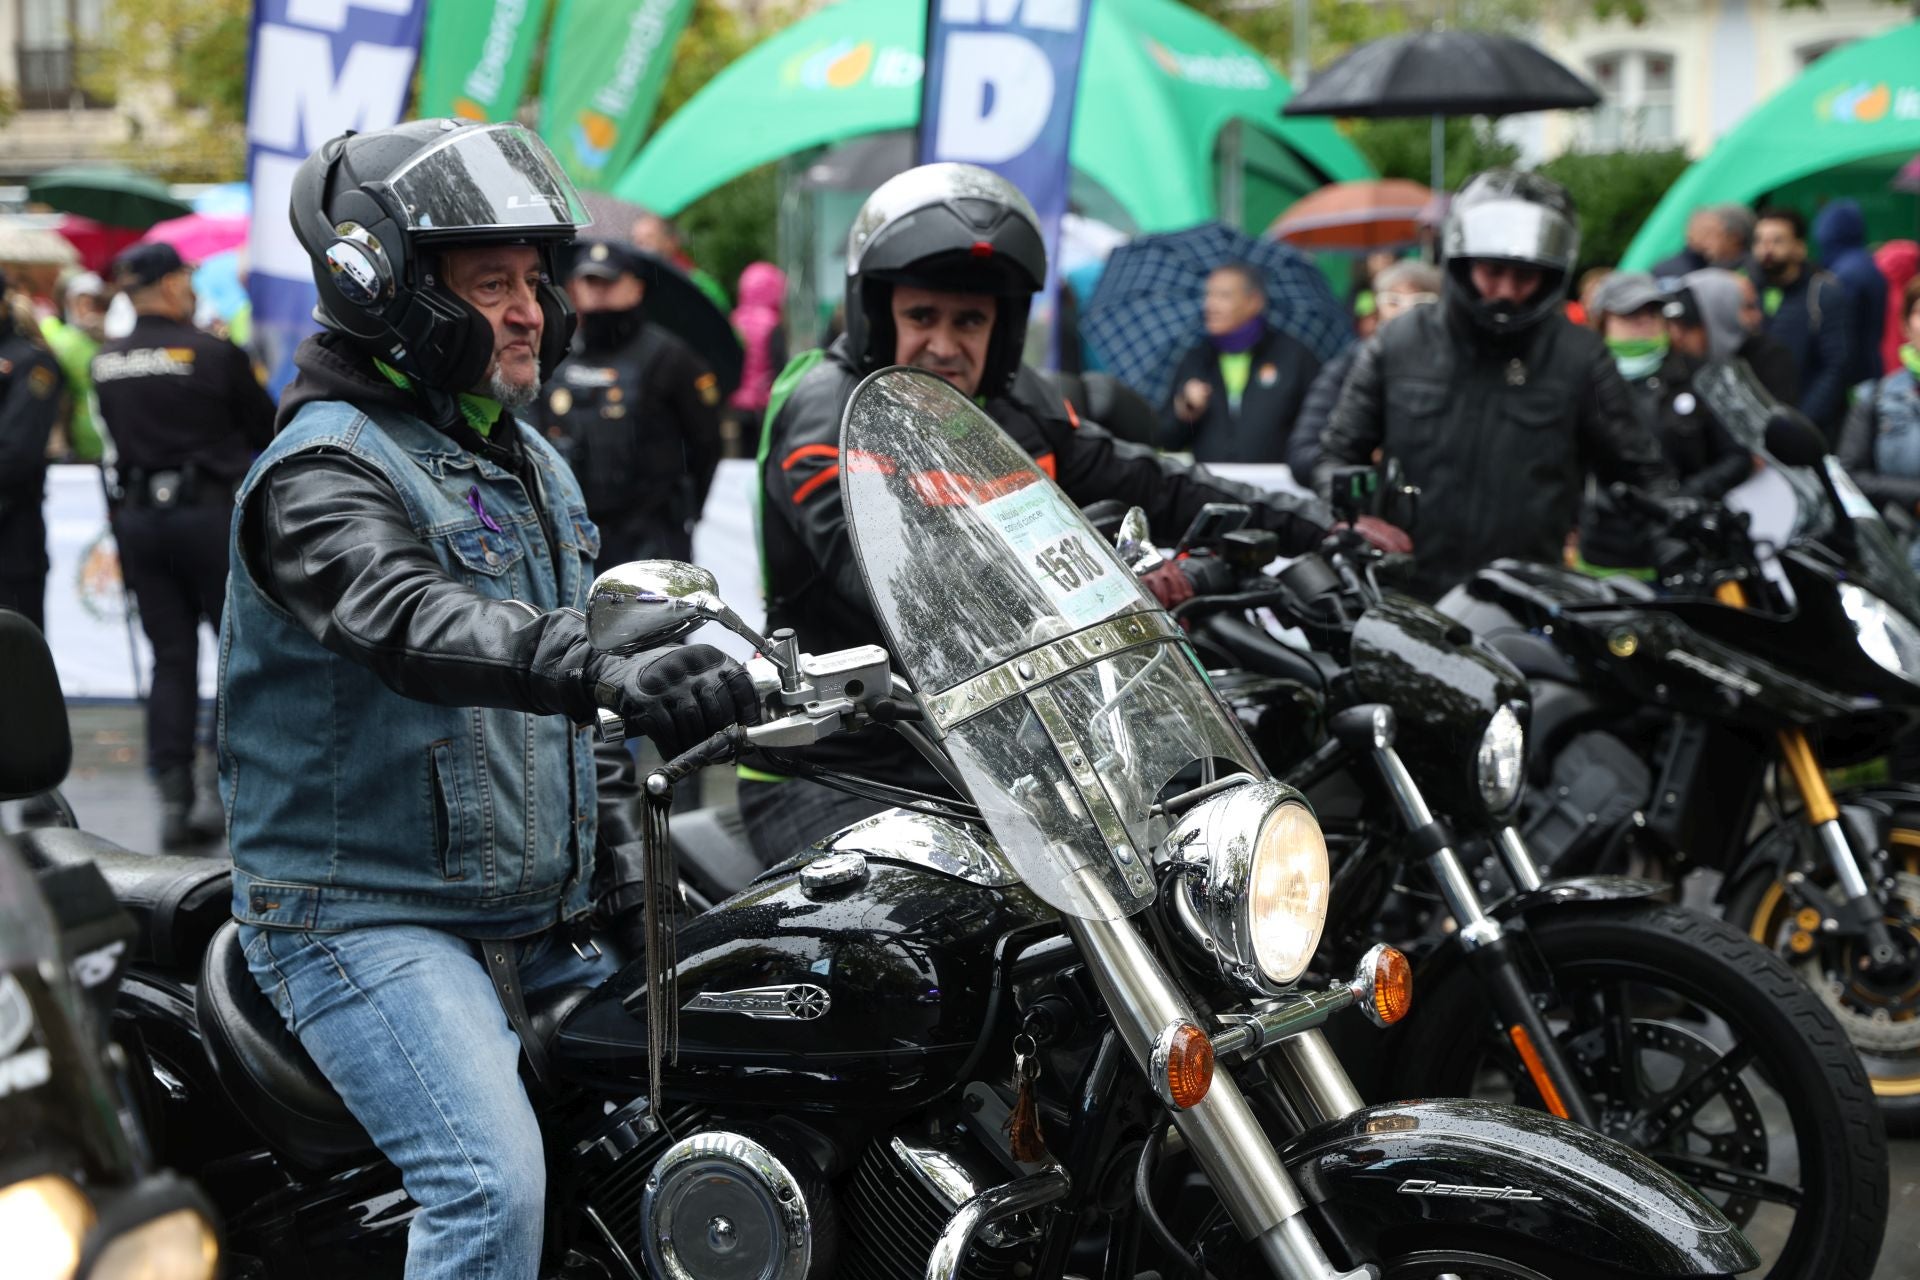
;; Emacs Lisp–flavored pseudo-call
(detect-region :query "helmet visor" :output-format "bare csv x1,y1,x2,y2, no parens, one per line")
1446,198,1577,272
377,123,591,237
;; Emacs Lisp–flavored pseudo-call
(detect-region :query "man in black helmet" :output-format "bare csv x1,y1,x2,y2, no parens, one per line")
539,238,723,567
1317,169,1671,596
219,120,758,1280
745,161,1387,863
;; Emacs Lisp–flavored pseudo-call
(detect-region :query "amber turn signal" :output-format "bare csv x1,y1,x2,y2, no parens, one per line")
1151,1020,1215,1110
1352,943,1413,1027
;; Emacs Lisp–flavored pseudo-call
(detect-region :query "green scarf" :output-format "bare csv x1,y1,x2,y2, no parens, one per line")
1218,351,1252,408
373,359,504,438
1607,335,1668,380
1902,344,1920,378
1762,286,1784,317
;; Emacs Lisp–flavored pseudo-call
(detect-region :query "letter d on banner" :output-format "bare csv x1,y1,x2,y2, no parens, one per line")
920,0,1089,369
245,0,427,396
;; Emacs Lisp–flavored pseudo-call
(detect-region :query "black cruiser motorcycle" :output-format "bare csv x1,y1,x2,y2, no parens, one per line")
0,606,222,1280
14,370,1757,1279
1436,365,1920,1129
1148,498,1886,1280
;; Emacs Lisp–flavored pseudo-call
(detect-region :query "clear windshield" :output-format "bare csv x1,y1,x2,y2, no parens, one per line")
840,369,1264,920
1693,360,1920,607
376,122,590,235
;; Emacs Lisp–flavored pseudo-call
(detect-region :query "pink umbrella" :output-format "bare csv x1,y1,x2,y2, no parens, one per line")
138,212,248,263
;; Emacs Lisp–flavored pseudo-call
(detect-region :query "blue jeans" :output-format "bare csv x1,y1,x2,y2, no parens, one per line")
238,923,616,1280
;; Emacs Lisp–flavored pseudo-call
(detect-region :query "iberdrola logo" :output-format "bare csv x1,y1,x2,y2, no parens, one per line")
452,97,489,122
784,38,875,90
1817,81,1892,122
572,110,619,172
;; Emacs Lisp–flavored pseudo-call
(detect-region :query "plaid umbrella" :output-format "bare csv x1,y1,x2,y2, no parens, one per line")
1082,222,1351,410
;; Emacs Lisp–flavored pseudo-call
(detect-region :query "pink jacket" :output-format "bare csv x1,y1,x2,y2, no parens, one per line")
1879,241,1918,375
729,261,787,414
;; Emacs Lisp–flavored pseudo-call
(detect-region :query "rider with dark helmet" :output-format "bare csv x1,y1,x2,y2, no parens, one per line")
746,162,1388,863
219,119,758,1280
1316,169,1671,597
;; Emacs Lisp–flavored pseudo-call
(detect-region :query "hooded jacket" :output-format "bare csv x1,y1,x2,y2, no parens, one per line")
1814,200,1889,390
729,262,787,415
1876,241,1919,376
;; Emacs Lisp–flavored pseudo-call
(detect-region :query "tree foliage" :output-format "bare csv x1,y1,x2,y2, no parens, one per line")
81,0,251,181
1538,147,1691,273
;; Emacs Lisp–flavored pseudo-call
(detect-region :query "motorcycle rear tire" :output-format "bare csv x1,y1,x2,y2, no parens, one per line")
1384,903,1886,1280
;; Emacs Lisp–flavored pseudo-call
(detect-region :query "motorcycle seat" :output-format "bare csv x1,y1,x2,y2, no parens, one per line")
15,827,229,971
195,920,593,1175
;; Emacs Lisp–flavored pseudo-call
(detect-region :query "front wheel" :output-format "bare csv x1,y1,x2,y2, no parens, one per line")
1385,903,1887,1280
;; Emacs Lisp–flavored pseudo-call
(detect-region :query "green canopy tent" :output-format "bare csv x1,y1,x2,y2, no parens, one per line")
611,0,1371,234
1621,22,1920,271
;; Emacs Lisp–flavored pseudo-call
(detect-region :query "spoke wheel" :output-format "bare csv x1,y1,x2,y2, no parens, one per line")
1385,903,1887,1280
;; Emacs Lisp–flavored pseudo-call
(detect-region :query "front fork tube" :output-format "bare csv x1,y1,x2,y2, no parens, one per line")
1370,747,1598,1128
1778,728,1901,967
1063,913,1374,1280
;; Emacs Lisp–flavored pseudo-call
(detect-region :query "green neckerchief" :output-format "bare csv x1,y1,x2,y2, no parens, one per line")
1762,286,1784,317
1902,344,1920,378
1607,335,1668,380
373,359,503,438
1218,351,1253,408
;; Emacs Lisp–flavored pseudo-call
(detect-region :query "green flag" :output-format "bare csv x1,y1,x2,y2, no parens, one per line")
418,0,553,123
539,0,697,190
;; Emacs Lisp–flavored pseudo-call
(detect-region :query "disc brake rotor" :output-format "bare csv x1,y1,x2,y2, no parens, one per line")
1573,1018,1770,1229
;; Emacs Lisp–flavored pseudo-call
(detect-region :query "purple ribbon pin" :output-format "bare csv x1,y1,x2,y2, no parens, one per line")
467,486,503,534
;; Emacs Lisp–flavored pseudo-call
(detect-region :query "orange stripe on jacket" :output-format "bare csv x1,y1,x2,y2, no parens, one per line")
791,465,841,504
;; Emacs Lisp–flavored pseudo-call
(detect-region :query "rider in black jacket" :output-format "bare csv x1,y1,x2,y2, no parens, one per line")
1316,170,1671,597
747,162,1384,862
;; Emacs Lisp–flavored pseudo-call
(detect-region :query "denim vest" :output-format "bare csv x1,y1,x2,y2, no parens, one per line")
1870,370,1920,482
219,398,603,937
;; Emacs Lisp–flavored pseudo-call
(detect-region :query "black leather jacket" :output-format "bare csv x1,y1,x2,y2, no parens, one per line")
759,336,1335,782
242,336,640,870
1316,300,1671,595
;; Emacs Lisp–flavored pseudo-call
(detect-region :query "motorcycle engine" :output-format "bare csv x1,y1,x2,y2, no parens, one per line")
639,1128,835,1279
836,1117,1041,1280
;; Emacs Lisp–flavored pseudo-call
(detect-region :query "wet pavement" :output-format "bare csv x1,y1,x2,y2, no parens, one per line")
10,705,1920,1277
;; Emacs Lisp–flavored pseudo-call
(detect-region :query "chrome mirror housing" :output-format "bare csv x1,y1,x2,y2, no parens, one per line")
586,560,772,656
1113,506,1165,574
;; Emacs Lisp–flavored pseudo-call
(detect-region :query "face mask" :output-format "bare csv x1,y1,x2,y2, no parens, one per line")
579,306,643,351
1607,334,1668,379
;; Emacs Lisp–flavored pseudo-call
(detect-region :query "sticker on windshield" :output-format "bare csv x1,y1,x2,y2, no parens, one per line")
978,481,1134,629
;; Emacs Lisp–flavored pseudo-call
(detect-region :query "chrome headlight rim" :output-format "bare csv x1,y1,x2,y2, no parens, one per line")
1169,781,1330,997
1839,582,1920,685
1475,702,1526,816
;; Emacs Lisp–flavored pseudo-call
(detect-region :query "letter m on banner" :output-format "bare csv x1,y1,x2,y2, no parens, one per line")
246,0,427,395
919,0,1089,369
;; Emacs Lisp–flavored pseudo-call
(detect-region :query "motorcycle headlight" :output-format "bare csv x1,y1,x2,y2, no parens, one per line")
0,1173,93,1280
1840,582,1920,682
1476,704,1525,814
1168,782,1329,996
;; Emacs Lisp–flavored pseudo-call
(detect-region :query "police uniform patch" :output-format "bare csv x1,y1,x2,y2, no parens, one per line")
695,371,720,407
564,365,618,388
27,365,56,398
606,386,623,404
549,387,573,415
601,404,626,419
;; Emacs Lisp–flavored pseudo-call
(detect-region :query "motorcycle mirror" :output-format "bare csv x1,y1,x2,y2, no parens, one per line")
1113,506,1165,574
587,560,773,657
1763,408,1827,468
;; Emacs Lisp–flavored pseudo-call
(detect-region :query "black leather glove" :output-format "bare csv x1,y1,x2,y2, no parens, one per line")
586,644,762,759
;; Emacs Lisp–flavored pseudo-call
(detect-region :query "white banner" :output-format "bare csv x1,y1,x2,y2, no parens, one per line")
42,457,1792,697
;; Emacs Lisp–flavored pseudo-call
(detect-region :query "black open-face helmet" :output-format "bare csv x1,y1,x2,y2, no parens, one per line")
290,119,589,393
844,163,1047,397
1441,169,1580,336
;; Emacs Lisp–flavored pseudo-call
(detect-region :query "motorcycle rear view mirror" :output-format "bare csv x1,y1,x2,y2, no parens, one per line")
1113,507,1165,574
1763,408,1827,469
587,560,774,658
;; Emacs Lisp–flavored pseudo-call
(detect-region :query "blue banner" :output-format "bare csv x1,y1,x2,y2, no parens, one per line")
245,0,428,396
919,0,1089,368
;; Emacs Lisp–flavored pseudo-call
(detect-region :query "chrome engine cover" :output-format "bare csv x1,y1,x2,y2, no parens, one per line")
640,1130,818,1280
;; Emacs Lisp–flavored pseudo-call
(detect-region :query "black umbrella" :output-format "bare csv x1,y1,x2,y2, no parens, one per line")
1284,31,1599,191
635,250,744,396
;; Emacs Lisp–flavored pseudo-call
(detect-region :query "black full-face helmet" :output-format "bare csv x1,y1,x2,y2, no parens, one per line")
1441,169,1580,335
290,119,590,393
844,162,1048,397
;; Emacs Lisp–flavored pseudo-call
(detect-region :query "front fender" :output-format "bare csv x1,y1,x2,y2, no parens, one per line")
1281,1099,1757,1276
1492,874,1668,924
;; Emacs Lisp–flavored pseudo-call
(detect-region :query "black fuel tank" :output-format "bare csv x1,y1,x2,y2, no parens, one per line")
553,811,1055,1113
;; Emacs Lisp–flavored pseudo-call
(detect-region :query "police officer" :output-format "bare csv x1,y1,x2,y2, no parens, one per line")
0,271,63,630
540,239,723,566
93,242,276,848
